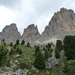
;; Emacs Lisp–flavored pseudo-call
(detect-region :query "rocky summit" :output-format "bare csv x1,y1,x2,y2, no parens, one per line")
22,24,40,42
39,8,75,42
0,23,21,43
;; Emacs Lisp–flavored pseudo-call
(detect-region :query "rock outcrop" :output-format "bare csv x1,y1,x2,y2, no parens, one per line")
46,50,59,69
46,50,64,69
22,24,40,42
0,68,28,75
0,23,21,43
39,8,75,42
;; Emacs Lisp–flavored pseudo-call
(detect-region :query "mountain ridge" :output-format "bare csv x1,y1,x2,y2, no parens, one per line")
0,8,75,44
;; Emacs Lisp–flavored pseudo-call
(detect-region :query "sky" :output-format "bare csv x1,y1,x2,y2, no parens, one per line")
0,0,75,35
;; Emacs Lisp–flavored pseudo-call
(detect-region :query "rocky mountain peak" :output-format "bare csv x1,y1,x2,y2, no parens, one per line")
10,23,17,29
27,24,36,28
1,23,21,43
2,23,17,33
60,8,68,12
49,8,75,25
60,8,73,13
39,8,75,42
25,24,38,33
22,24,40,42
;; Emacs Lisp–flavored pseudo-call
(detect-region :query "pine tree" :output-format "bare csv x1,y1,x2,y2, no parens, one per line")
10,42,13,46
63,58,69,73
14,44,17,49
21,40,25,45
0,44,8,66
55,40,63,59
35,46,40,56
34,51,45,69
9,48,15,55
16,47,22,55
45,49,49,60
27,42,30,47
55,49,60,59
56,40,63,52
16,39,19,45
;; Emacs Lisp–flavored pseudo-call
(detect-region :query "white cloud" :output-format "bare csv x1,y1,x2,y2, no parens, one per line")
36,14,53,34
0,0,75,35
0,6,16,31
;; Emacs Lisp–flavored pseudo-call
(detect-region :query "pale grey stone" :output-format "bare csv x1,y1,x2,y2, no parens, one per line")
46,71,49,74
15,54,21,58
22,24,40,42
32,66,39,73
0,23,21,43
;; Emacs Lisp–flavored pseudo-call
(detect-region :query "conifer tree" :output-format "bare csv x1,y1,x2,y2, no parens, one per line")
45,49,49,60
27,42,30,47
35,46,40,56
64,35,75,60
34,51,45,69
16,39,19,45
55,40,63,59
63,58,69,73
55,49,60,59
21,40,25,45
0,44,8,66
10,42,13,46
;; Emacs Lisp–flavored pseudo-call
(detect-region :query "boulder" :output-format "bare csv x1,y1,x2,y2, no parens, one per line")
32,66,39,73
60,50,65,61
46,57,60,69
46,71,49,74
15,54,21,58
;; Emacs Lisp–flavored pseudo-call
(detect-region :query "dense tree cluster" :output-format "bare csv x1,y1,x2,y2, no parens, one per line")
0,35,75,71
0,44,8,66
9,47,22,55
63,35,75,60
34,43,53,69
44,43,52,60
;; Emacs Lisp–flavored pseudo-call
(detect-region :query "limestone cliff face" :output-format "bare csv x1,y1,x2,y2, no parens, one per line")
39,8,75,42
22,24,40,42
0,23,21,43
